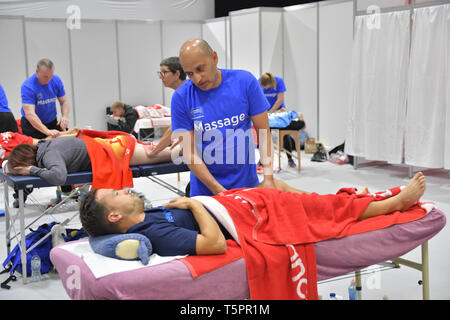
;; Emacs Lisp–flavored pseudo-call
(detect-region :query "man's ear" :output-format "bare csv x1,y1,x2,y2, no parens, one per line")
107,211,122,223
212,51,218,65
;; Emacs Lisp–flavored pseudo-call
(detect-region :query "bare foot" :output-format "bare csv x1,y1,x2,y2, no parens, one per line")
394,172,426,211
359,187,370,195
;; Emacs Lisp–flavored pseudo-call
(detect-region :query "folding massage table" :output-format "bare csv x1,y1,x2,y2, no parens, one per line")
0,162,189,284
49,201,446,300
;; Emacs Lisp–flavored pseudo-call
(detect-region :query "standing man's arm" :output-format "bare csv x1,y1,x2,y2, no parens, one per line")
57,95,70,131
177,130,227,195
22,103,60,138
251,111,275,189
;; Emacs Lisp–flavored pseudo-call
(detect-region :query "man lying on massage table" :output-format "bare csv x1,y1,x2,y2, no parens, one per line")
3,129,175,187
80,173,426,256
79,173,428,300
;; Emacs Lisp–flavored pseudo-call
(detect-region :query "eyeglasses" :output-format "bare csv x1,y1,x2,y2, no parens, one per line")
157,70,171,78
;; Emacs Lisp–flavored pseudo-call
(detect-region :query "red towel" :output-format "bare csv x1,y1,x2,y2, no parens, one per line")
180,187,428,300
77,129,136,190
0,132,34,165
180,240,243,278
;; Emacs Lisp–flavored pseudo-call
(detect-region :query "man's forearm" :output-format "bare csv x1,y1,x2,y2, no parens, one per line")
258,127,274,177
25,112,51,135
60,100,70,119
187,159,226,195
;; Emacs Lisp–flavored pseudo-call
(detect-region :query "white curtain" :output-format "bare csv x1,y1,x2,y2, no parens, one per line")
405,4,450,169
345,11,410,163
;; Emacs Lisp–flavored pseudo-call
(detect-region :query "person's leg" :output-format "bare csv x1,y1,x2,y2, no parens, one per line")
358,172,426,221
129,142,174,165
0,112,19,133
257,178,310,194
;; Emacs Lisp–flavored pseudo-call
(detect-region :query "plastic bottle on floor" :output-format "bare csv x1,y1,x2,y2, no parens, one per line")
348,278,357,300
31,255,41,282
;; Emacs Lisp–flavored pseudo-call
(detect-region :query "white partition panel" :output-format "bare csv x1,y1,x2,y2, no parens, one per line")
24,19,75,126
261,10,284,78
202,18,228,69
0,16,27,118
356,0,410,11
283,5,318,138
318,1,354,148
230,10,260,78
70,20,119,131
161,21,202,107
117,20,163,106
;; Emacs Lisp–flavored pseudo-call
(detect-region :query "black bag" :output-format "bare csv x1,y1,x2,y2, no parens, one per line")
311,143,328,162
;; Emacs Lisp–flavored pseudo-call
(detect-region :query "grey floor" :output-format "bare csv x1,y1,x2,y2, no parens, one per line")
0,150,449,300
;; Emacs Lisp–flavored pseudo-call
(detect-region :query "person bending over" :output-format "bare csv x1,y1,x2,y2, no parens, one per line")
79,172,426,257
5,133,175,186
107,101,139,137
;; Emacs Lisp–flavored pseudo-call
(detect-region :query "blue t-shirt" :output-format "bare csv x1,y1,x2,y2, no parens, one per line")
0,84,11,113
126,207,232,256
261,76,286,111
171,69,270,197
20,73,66,124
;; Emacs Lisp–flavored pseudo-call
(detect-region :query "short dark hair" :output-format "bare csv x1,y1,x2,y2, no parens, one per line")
79,189,120,237
7,143,37,172
160,56,186,80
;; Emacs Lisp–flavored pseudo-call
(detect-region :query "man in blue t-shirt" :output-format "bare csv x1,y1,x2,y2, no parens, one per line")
0,84,19,133
171,39,275,197
20,58,71,139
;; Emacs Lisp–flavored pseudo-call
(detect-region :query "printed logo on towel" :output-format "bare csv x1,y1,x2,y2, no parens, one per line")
286,244,307,299
66,265,81,290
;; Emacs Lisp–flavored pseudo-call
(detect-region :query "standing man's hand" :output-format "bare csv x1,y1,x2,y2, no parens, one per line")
57,117,69,131
47,129,61,138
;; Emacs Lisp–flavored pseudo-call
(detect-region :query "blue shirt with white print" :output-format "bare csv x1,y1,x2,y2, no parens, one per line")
20,73,66,124
171,69,270,197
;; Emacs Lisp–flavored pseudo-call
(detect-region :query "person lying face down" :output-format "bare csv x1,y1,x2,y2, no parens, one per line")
79,173,426,257
4,132,176,186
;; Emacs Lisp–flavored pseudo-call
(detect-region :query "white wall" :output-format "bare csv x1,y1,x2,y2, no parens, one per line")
0,17,27,118
318,1,354,148
117,20,163,106
202,18,229,69
161,21,202,107
0,0,214,21
283,4,318,139
230,9,260,77
70,20,120,130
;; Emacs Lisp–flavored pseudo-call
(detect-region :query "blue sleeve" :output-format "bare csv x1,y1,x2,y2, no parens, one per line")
54,76,66,98
0,85,7,107
246,73,270,117
21,83,36,105
276,77,286,93
171,90,193,132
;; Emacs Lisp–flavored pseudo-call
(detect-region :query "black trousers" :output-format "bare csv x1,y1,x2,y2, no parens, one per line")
21,116,62,139
271,120,306,160
0,112,19,133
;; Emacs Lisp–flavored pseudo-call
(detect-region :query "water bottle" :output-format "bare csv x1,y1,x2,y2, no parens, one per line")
56,186,62,203
30,255,41,282
348,278,357,300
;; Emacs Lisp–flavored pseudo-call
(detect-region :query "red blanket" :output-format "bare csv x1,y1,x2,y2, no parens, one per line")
180,187,429,300
77,129,136,190
0,132,34,165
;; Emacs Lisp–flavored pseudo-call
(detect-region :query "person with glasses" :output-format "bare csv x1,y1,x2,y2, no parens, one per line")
145,57,186,157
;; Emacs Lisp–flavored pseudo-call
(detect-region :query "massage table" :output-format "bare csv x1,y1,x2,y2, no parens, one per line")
0,162,189,284
134,117,171,141
49,203,446,300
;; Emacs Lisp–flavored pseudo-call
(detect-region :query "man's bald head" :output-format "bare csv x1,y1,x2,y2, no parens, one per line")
179,38,221,91
180,38,214,57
